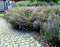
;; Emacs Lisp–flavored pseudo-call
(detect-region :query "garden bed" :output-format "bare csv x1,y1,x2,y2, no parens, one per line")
4,5,60,47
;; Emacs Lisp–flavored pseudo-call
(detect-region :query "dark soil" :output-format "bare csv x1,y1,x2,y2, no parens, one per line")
29,31,60,47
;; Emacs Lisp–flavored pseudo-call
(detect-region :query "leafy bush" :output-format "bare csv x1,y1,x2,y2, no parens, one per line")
57,0,60,5
42,16,59,42
5,6,60,43
26,0,58,3
17,1,56,6
17,1,31,6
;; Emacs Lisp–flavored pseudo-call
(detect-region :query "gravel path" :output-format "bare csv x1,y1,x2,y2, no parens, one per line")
0,18,43,47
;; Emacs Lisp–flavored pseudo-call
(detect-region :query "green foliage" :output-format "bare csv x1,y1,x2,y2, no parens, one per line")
17,1,47,6
0,14,4,17
41,0,58,3
31,1,37,6
49,1,56,5
26,0,58,3
7,7,24,16
57,0,60,5
42,19,59,42
17,1,31,6
17,0,57,6
5,6,60,43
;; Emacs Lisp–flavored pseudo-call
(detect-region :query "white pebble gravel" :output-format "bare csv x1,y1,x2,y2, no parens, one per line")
0,18,43,47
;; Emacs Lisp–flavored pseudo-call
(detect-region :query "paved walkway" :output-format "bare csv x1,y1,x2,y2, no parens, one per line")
0,18,43,47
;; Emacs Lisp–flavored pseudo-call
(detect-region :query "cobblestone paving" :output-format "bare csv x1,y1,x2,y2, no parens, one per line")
0,18,43,47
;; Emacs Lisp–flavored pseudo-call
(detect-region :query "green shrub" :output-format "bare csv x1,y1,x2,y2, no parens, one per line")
57,0,60,5
5,7,24,25
17,1,31,6
17,1,56,6
49,2,57,5
42,16,59,42
26,0,58,3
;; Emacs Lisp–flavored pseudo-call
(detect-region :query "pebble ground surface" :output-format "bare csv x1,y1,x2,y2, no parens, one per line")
0,18,43,47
